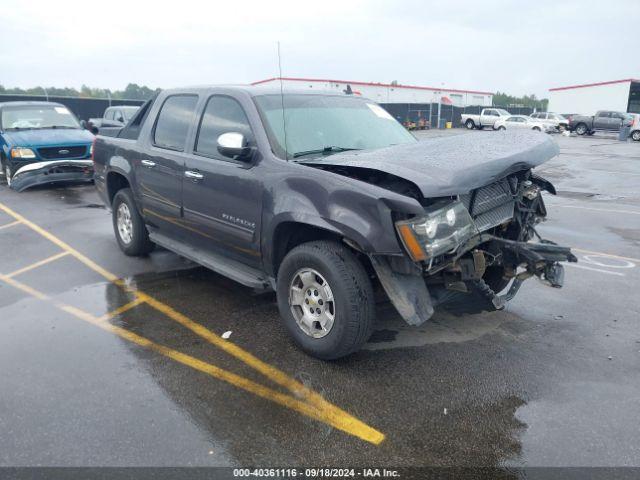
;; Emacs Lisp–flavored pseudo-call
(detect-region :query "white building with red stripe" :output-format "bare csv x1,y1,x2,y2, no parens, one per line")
251,77,493,107
548,78,640,115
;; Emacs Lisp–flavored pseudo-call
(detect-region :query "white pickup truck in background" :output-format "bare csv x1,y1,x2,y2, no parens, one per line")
461,108,511,130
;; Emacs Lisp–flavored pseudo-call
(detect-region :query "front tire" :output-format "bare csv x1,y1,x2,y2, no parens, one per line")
498,126,506,131
532,126,541,132
276,240,375,360
2,162,12,187
112,188,155,256
631,130,640,142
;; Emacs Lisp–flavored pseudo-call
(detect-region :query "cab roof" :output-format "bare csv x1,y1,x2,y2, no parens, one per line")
162,85,358,98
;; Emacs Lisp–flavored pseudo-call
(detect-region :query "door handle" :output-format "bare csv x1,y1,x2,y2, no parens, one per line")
141,160,156,168
184,170,204,180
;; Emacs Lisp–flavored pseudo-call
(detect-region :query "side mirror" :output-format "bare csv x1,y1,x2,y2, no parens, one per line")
217,132,252,160
80,120,88,129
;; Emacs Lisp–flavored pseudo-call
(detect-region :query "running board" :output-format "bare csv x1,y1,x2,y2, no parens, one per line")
149,232,272,290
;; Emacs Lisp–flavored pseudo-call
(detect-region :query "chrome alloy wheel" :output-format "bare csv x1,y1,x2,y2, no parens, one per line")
116,202,133,244
289,268,335,338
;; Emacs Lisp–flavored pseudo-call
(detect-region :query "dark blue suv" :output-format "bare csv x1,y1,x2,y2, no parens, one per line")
1,101,95,191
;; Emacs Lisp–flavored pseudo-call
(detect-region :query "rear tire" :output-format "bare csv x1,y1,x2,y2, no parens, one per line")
498,126,506,131
465,119,475,129
276,240,375,360
575,123,588,135
532,126,541,132
112,188,155,256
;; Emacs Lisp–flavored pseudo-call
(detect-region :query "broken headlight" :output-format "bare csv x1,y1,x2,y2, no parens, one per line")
396,201,477,262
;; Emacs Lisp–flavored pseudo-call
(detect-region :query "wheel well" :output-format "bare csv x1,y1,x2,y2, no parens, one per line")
272,222,355,276
106,172,130,205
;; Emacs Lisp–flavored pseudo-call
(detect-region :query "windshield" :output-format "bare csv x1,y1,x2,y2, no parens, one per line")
254,94,416,159
122,106,140,121
1,104,80,130
496,109,511,116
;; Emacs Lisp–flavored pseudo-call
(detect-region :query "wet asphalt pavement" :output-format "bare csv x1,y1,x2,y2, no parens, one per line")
0,131,639,468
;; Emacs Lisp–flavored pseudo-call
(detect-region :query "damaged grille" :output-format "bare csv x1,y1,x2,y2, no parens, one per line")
38,146,87,160
459,178,515,231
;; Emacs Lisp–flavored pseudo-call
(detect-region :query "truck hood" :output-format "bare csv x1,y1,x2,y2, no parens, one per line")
300,130,559,197
2,128,94,148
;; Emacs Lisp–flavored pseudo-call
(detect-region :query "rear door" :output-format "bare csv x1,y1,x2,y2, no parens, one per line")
181,94,263,268
480,109,497,126
135,94,199,235
594,111,610,130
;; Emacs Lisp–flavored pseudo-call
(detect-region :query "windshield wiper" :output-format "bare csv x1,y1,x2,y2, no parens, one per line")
292,146,360,159
48,125,79,129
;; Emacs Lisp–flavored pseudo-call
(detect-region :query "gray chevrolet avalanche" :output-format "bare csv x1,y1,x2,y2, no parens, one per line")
93,86,576,359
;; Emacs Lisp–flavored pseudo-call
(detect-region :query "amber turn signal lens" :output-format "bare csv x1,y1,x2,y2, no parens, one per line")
397,224,427,262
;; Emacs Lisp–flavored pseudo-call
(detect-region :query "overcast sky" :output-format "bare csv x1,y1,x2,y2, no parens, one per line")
2,0,637,97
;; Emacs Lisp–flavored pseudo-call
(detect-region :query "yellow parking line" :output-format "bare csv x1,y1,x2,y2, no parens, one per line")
4,251,70,279
0,273,384,445
99,297,145,321
0,201,385,445
573,248,640,264
0,220,21,231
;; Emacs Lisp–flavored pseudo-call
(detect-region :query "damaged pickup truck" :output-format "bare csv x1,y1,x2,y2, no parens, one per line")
1,101,95,192
93,87,576,359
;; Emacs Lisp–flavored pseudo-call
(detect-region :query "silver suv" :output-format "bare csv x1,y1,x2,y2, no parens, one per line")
530,112,569,131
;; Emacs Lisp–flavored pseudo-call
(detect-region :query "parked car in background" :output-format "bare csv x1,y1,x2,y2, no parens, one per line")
89,106,140,130
530,112,569,131
493,115,552,132
93,86,575,359
630,114,640,141
461,108,511,130
0,101,94,191
569,110,633,135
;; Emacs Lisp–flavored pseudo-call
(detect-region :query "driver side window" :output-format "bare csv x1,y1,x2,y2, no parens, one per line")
195,96,253,159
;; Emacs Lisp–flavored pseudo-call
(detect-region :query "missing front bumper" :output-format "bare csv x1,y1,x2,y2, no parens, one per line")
371,236,577,326
10,160,94,192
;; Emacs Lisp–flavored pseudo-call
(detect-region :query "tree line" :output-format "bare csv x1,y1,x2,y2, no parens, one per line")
0,83,160,100
0,83,550,110
493,92,549,111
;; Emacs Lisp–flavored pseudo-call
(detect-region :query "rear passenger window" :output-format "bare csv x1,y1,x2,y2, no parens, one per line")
153,95,198,151
195,96,252,158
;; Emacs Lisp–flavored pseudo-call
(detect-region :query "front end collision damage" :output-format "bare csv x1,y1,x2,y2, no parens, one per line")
368,172,577,327
9,160,94,192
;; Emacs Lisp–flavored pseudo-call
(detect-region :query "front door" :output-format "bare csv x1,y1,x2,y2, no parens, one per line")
182,95,263,268
136,94,199,235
